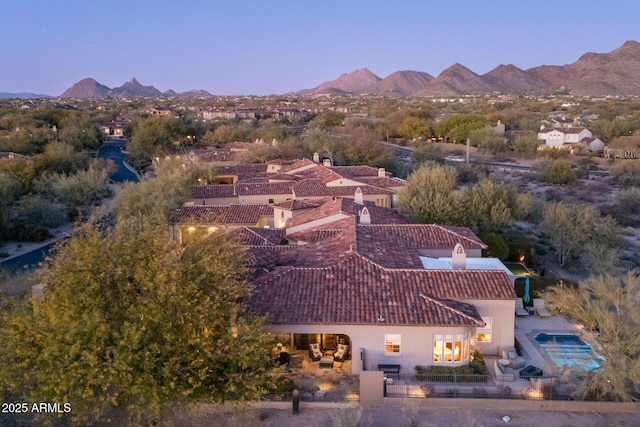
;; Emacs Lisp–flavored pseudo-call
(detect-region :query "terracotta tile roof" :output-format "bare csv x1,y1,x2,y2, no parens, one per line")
281,158,316,173
169,205,273,225
192,182,293,198
328,165,382,178
284,198,408,232
229,227,287,246
355,176,406,188
247,255,513,325
273,199,321,210
268,173,299,182
192,185,237,198
292,179,394,198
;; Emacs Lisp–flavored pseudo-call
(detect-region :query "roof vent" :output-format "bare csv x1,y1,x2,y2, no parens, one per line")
360,207,371,224
452,243,466,270
354,187,364,205
323,158,331,167
377,314,385,322
378,167,385,177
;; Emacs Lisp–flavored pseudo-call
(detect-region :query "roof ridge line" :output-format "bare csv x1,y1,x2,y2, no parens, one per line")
419,292,485,326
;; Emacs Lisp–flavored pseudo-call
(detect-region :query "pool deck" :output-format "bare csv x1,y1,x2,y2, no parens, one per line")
514,314,584,375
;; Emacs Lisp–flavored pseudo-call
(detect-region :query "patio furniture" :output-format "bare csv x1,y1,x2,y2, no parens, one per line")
309,343,323,361
319,355,334,368
334,343,349,362
533,298,552,317
515,299,529,317
501,347,526,369
519,365,543,380
494,359,516,382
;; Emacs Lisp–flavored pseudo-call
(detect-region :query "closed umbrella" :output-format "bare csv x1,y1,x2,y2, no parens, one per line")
523,277,531,304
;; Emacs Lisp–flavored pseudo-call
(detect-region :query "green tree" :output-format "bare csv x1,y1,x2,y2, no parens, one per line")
481,232,509,260
435,115,487,143
461,179,529,233
0,192,274,425
539,158,576,185
128,117,186,170
398,163,461,224
540,202,622,271
469,127,508,155
511,132,540,158
397,116,430,140
541,273,640,402
308,110,345,129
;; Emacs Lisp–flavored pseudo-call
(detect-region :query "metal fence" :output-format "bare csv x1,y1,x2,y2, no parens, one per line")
383,373,582,401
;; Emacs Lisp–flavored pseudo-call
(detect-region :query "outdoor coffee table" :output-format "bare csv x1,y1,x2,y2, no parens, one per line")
519,365,543,379
319,356,334,369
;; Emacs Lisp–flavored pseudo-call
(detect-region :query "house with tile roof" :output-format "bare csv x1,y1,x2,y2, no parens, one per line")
187,158,404,208
232,198,516,375
537,126,596,150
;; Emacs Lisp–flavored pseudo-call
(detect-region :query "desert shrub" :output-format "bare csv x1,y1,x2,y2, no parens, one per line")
612,161,640,187
501,233,535,264
539,158,576,185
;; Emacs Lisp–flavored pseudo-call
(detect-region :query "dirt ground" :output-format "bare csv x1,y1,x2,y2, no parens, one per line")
173,405,640,427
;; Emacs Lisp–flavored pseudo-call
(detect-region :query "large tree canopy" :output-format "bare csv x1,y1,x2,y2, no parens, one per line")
542,273,640,402
0,176,273,425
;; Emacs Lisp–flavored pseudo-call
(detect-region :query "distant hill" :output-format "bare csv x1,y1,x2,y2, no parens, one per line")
0,92,52,99
415,63,500,97
108,78,162,98
296,40,640,97
60,78,111,98
297,68,381,95
60,78,212,98
363,71,434,96
482,64,549,93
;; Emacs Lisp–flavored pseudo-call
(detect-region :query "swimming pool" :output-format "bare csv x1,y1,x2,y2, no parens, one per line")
534,333,605,372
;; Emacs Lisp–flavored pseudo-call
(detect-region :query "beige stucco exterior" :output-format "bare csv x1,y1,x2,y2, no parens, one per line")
267,321,502,375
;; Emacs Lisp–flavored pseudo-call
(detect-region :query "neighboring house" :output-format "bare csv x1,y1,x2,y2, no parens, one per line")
186,157,405,208
148,107,171,117
579,137,605,153
604,136,640,159
537,126,599,151
100,122,126,139
169,204,274,243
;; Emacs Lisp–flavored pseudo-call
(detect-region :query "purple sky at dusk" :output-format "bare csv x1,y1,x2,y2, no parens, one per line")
1,0,639,96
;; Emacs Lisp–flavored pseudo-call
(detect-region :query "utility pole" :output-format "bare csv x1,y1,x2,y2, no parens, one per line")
466,138,470,164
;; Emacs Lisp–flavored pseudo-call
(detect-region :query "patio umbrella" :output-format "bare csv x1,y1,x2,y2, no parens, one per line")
523,277,531,304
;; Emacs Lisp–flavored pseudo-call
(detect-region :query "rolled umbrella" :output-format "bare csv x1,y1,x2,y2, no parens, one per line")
523,277,531,304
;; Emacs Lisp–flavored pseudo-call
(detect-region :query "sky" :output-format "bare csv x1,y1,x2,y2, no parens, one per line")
1,0,639,96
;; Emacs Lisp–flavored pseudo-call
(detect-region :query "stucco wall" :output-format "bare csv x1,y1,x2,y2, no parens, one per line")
464,299,515,356
268,324,476,375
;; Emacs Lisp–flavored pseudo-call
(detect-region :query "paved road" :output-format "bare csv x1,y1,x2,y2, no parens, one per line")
97,140,139,183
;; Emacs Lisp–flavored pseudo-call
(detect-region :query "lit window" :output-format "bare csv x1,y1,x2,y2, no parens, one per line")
433,333,470,364
476,317,492,343
384,334,401,355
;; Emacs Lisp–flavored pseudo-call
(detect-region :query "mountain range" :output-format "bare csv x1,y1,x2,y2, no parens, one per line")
298,40,640,97
59,77,213,99
9,41,640,98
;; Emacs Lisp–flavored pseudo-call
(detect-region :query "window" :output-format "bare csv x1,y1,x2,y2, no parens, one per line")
268,198,274,204
476,317,492,343
384,334,401,355
433,333,471,364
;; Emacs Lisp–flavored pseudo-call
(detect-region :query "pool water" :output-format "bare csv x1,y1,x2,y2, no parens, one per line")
534,333,605,372
504,262,530,276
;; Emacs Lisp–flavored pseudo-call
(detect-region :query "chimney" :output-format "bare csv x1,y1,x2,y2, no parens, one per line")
354,187,364,205
359,207,371,224
451,243,466,269
313,152,320,162
378,168,385,177
323,158,332,167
